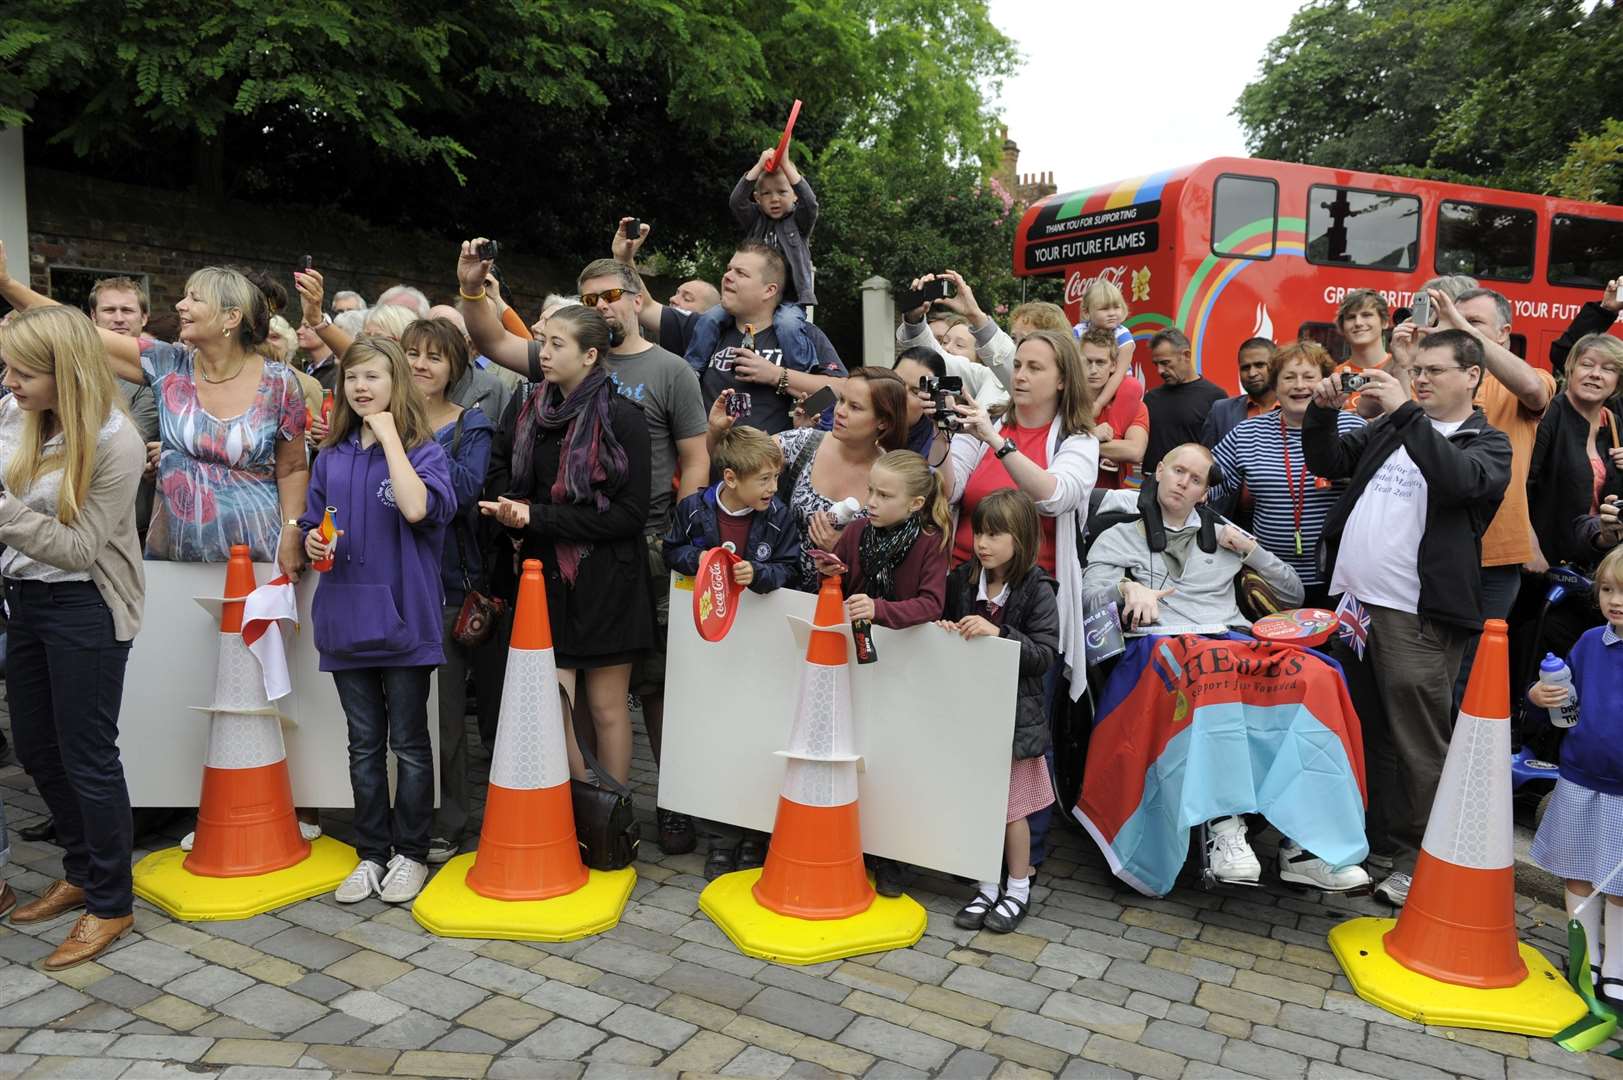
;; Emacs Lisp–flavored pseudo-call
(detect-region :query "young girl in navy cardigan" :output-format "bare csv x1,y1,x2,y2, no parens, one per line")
303,337,456,906
1529,545,1623,1004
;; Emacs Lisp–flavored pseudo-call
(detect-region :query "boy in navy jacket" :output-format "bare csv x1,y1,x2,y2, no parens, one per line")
664,426,800,594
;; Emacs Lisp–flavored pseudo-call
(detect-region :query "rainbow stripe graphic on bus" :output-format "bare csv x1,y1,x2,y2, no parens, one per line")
1022,171,1176,273
1176,217,1308,373
1051,169,1178,220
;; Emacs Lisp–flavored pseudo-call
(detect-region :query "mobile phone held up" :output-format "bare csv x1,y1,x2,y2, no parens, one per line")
622,219,642,241
476,239,499,261
897,278,955,312
1408,290,1434,329
798,386,837,419
299,254,313,273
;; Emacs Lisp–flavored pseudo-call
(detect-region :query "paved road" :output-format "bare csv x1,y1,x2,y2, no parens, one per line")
0,715,1618,1080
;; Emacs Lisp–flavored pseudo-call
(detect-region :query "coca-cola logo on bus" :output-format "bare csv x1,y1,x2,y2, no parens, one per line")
1064,265,1130,307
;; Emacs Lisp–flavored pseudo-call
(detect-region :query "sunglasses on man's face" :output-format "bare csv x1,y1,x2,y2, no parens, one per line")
581,288,636,307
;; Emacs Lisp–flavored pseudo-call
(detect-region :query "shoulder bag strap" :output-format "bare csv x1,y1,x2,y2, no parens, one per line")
576,737,634,799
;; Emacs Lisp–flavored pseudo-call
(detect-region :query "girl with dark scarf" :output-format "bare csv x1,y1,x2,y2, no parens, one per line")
823,449,950,631
480,306,651,784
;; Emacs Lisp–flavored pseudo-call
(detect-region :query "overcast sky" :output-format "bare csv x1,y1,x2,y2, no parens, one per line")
987,0,1306,194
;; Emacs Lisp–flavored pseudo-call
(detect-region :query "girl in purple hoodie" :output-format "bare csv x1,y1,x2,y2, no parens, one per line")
301,337,456,906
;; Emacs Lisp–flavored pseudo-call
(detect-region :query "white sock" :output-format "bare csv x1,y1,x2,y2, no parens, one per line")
1604,901,1623,983
1569,887,1603,967
1006,875,1031,903
976,881,1000,902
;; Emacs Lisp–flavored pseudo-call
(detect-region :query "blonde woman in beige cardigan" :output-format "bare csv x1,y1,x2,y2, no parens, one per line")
0,305,145,970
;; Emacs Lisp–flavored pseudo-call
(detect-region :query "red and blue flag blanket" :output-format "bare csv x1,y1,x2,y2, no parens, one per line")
1074,634,1367,896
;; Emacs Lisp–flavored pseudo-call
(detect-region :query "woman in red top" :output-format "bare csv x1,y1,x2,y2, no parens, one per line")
946,330,1099,702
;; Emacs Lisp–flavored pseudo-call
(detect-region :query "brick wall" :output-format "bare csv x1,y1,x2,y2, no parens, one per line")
21,169,673,324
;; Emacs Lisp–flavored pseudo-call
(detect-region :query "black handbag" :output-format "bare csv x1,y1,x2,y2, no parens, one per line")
571,740,641,870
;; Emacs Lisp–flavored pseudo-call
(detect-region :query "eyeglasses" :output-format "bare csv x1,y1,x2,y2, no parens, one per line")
1407,364,1470,381
581,288,637,307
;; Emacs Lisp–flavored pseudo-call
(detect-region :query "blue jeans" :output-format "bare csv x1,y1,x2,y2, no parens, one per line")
333,666,434,866
6,579,133,917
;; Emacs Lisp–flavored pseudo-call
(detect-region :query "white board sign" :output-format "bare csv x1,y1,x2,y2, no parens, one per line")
660,576,1021,883
121,561,436,808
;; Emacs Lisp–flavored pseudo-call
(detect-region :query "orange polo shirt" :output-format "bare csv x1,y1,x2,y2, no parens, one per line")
1477,369,1556,567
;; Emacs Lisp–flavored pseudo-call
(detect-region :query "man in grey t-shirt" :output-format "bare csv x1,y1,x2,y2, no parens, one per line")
578,259,709,856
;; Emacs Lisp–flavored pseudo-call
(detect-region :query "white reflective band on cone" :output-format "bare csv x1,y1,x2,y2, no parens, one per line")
782,759,859,807
1419,712,1513,871
214,634,270,712
786,663,854,760
204,712,288,770
489,647,569,791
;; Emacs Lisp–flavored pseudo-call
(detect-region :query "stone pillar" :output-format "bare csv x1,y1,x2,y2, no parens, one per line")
861,276,895,368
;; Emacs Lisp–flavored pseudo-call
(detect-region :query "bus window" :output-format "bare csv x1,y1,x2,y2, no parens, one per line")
1306,186,1420,271
1213,175,1278,258
1436,201,1535,283
1549,214,1623,289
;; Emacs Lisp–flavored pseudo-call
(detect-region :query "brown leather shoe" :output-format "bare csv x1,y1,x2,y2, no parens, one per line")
43,912,134,970
11,880,86,924
0,883,15,919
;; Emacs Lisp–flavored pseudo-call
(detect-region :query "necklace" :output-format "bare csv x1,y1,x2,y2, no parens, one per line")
199,355,252,384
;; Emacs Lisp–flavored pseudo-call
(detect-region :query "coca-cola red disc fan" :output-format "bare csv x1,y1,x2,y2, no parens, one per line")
693,544,744,642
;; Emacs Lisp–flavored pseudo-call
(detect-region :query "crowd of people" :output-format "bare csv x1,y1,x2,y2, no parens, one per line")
0,147,1618,988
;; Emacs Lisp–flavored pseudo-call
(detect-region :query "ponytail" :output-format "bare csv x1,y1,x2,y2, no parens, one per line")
926,468,951,550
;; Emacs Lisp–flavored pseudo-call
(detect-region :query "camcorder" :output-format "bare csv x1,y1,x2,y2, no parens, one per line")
919,375,964,432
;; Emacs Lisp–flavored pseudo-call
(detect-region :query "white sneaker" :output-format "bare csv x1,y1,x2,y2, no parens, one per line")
179,832,194,852
378,854,429,904
1374,871,1412,907
335,860,385,903
1206,816,1262,883
1279,841,1371,892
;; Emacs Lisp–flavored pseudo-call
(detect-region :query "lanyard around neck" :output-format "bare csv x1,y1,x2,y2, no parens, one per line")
1280,413,1305,556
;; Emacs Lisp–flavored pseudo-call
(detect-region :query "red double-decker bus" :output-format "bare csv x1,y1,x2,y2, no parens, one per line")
1012,156,1623,392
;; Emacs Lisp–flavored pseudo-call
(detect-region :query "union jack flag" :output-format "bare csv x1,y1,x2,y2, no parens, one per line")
1334,594,1371,661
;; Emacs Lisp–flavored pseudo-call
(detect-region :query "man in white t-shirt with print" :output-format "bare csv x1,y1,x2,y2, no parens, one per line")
1303,329,1512,909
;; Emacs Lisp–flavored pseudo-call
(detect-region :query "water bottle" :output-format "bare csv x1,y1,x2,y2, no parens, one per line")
1538,653,1580,729
828,497,863,526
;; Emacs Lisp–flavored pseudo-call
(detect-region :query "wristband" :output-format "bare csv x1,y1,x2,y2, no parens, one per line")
458,289,487,303
775,368,791,396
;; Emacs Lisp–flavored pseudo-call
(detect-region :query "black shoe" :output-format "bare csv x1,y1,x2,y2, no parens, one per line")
984,892,1029,934
872,858,908,898
954,891,996,930
657,809,696,856
19,817,56,844
704,845,739,881
737,834,768,870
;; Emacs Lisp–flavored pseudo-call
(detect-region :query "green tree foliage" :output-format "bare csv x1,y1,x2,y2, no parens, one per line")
2,0,1023,346
1234,0,1623,201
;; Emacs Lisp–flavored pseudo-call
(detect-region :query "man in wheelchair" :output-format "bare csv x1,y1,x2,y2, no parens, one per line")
1076,444,1372,896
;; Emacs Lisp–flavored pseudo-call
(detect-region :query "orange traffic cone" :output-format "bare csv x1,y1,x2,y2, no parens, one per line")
1385,618,1523,987
465,560,589,901
186,546,308,877
1328,619,1586,1035
753,574,874,920
700,573,925,963
412,558,635,941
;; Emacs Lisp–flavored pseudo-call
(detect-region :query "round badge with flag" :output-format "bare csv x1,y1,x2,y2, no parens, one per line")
694,543,743,642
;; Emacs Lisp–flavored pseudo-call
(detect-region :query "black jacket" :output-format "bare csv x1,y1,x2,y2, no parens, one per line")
1551,300,1619,371
1303,401,1511,630
1528,392,1623,569
943,561,1059,760
1199,394,1260,450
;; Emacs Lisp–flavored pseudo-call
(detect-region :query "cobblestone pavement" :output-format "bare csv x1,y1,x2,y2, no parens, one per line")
1,712,1620,1080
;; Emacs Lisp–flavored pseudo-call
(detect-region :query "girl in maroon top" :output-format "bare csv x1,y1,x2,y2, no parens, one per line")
823,450,949,630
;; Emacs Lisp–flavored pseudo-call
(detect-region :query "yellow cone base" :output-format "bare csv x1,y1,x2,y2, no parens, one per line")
1330,917,1587,1037
133,836,359,921
700,867,926,965
411,853,635,942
